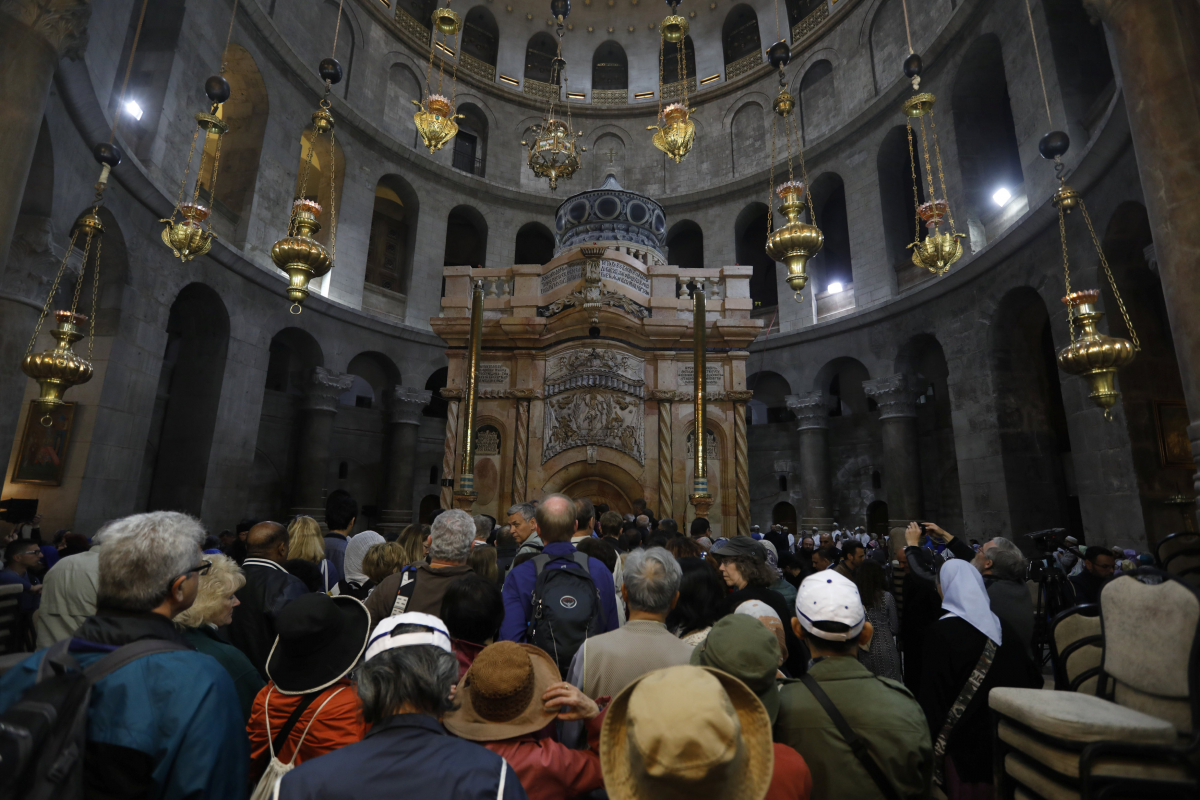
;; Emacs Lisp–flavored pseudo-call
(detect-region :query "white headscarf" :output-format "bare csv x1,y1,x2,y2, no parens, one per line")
344,530,385,585
938,559,1002,645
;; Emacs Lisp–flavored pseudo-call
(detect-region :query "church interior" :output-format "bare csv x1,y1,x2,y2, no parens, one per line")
1,0,1198,552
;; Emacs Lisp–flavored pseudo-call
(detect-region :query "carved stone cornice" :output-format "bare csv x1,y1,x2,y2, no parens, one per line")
1,0,92,59
389,386,432,425
648,389,682,402
441,387,541,400
725,390,754,402
862,373,919,420
302,366,354,413
787,392,830,430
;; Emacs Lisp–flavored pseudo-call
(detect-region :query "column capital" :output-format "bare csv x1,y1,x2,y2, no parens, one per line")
389,386,432,425
863,373,919,420
786,391,829,430
302,366,354,413
1,0,92,59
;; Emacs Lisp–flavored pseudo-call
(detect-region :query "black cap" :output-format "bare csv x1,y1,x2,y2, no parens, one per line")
319,57,343,85
1038,130,1070,160
710,536,768,561
205,75,231,104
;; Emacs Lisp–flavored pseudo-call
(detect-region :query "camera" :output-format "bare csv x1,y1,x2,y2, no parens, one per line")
1024,527,1068,554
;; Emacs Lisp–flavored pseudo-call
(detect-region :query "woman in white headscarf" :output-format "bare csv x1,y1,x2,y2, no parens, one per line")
918,559,1040,799
331,531,385,600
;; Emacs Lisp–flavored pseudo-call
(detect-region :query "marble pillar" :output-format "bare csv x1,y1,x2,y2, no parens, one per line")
378,386,431,534
0,0,90,270
730,390,753,537
787,391,834,530
511,394,531,504
863,374,922,525
1083,0,1200,528
291,367,353,519
650,390,675,521
440,395,461,511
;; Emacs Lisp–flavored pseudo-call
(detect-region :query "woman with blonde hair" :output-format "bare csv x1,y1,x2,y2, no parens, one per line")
288,515,340,592
361,541,408,586
175,553,265,720
394,523,429,567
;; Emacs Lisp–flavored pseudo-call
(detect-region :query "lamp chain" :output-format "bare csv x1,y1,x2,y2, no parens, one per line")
927,109,957,235
1058,207,1076,345
906,122,921,245
1022,0,1053,128
88,238,103,360
1081,200,1140,351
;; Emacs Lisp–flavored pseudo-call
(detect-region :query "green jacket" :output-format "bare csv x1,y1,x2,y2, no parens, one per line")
774,656,932,799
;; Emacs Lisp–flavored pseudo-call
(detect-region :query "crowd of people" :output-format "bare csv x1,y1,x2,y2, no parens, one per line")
0,495,1150,799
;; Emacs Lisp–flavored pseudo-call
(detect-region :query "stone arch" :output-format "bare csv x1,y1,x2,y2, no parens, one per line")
198,44,268,235
666,220,704,270
991,287,1077,538
454,102,489,177
365,173,420,297
423,366,449,418
384,60,422,145
813,357,871,416
747,371,794,425
514,222,555,265
543,460,643,514
877,125,926,272
19,118,53,218
113,0,186,160
345,352,401,408
722,4,762,67
1042,0,1115,134
444,205,488,267
462,6,499,67
730,101,765,177
592,40,628,91
265,327,324,394
735,202,776,311
952,34,1024,224
867,0,908,95
772,501,798,531
808,172,853,292
798,59,836,145
590,130,627,186
140,283,230,516
525,32,559,84
294,124,345,255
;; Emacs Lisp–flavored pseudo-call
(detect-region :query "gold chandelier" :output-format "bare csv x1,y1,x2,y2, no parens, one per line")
901,55,964,276
522,3,585,190
159,0,242,262
649,0,695,163
413,1,464,153
270,5,347,313
763,40,822,302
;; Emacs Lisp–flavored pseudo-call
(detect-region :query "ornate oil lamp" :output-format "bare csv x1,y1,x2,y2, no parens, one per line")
272,199,332,313
766,181,823,300
650,104,696,163
1056,290,1136,420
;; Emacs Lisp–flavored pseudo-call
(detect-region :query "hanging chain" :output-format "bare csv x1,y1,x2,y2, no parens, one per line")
1023,0,1053,127
26,229,82,355
201,122,226,230
1058,207,1076,345
928,108,957,234
110,0,150,146
292,128,318,235
219,0,241,74
906,121,921,244
170,126,201,224
328,126,338,262
768,94,777,235
1079,200,1140,350
68,230,97,317
87,238,103,360
900,0,913,54
450,11,462,107
797,114,814,222
657,29,665,123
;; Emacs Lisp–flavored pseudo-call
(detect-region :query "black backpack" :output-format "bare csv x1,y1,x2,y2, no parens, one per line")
528,552,605,676
0,638,188,800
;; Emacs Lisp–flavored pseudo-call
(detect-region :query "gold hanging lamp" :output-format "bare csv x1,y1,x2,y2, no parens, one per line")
271,4,348,313
649,0,695,163
158,0,242,262
413,1,464,153
762,38,822,302
522,1,585,190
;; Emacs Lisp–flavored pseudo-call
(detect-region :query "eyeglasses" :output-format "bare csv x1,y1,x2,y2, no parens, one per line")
190,559,213,577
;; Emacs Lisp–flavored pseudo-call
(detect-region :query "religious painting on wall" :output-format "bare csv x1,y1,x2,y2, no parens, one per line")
474,425,502,510
1155,401,1193,469
12,403,75,486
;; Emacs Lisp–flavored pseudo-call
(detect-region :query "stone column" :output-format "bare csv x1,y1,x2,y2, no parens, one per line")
291,367,353,518
787,391,834,530
440,392,461,510
863,374,922,525
511,392,532,504
378,386,431,534
1083,1,1200,528
0,0,90,270
649,390,676,521
729,390,753,536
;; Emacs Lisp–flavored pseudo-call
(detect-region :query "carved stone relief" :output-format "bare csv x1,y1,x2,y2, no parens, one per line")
542,388,645,464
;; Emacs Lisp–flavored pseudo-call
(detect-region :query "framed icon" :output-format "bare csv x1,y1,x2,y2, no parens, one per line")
11,403,75,486
1154,401,1194,469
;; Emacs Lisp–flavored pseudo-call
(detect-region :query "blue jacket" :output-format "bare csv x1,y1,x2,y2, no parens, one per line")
499,541,619,643
323,533,349,577
278,713,528,800
0,610,249,800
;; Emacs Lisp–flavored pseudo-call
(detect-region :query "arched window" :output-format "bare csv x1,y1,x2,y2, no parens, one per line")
525,33,559,84
314,0,355,99
798,60,836,144
462,7,499,66
198,44,268,232
365,175,419,297
735,203,777,310
264,328,323,394
662,36,697,84
113,0,186,160
397,0,437,30
444,206,488,267
722,5,761,72
423,367,449,418
951,35,1024,226
666,220,704,270
730,103,764,177
592,41,628,92
877,125,927,273
1042,0,1114,133
868,0,908,93
514,222,555,265
785,0,824,29
453,103,488,176
294,125,345,254
591,133,626,185
384,63,422,145
747,371,794,424
808,173,852,297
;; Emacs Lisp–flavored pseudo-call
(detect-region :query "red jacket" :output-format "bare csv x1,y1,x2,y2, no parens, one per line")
482,706,608,800
247,679,368,783
766,742,813,800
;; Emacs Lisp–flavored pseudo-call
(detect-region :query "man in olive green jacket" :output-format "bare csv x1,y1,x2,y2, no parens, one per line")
775,571,932,799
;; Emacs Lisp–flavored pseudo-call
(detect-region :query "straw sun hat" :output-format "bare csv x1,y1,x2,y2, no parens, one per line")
600,665,775,800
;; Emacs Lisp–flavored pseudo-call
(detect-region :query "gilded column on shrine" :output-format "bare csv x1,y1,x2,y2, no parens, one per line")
379,386,431,533
863,374,922,525
787,391,834,530
292,367,354,519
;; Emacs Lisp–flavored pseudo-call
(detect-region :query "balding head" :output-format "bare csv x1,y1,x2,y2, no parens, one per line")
246,521,289,562
535,494,577,543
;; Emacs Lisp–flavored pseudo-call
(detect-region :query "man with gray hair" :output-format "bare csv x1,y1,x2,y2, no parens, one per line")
566,546,693,699
0,512,248,797
366,508,474,627
506,502,543,555
974,535,1035,657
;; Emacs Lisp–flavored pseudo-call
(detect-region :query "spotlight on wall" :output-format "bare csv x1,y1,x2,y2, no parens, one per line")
827,281,843,294
124,100,144,120
992,187,1012,207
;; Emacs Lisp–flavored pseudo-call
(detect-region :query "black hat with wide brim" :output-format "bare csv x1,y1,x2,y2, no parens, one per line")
266,593,371,694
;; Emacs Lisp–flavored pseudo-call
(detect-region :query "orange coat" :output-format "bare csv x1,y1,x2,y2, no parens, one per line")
247,679,368,783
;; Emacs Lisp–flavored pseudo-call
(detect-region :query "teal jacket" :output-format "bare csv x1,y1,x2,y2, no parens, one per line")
774,656,932,799
0,610,249,800
182,624,266,721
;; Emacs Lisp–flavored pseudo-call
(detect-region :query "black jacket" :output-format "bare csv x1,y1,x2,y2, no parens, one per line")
897,537,975,695
1069,570,1110,605
228,558,308,678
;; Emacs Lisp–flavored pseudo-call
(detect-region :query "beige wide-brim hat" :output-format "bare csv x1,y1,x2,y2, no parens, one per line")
600,665,775,800
443,642,560,741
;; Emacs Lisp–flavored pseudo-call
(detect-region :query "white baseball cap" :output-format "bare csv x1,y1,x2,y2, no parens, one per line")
794,570,866,641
